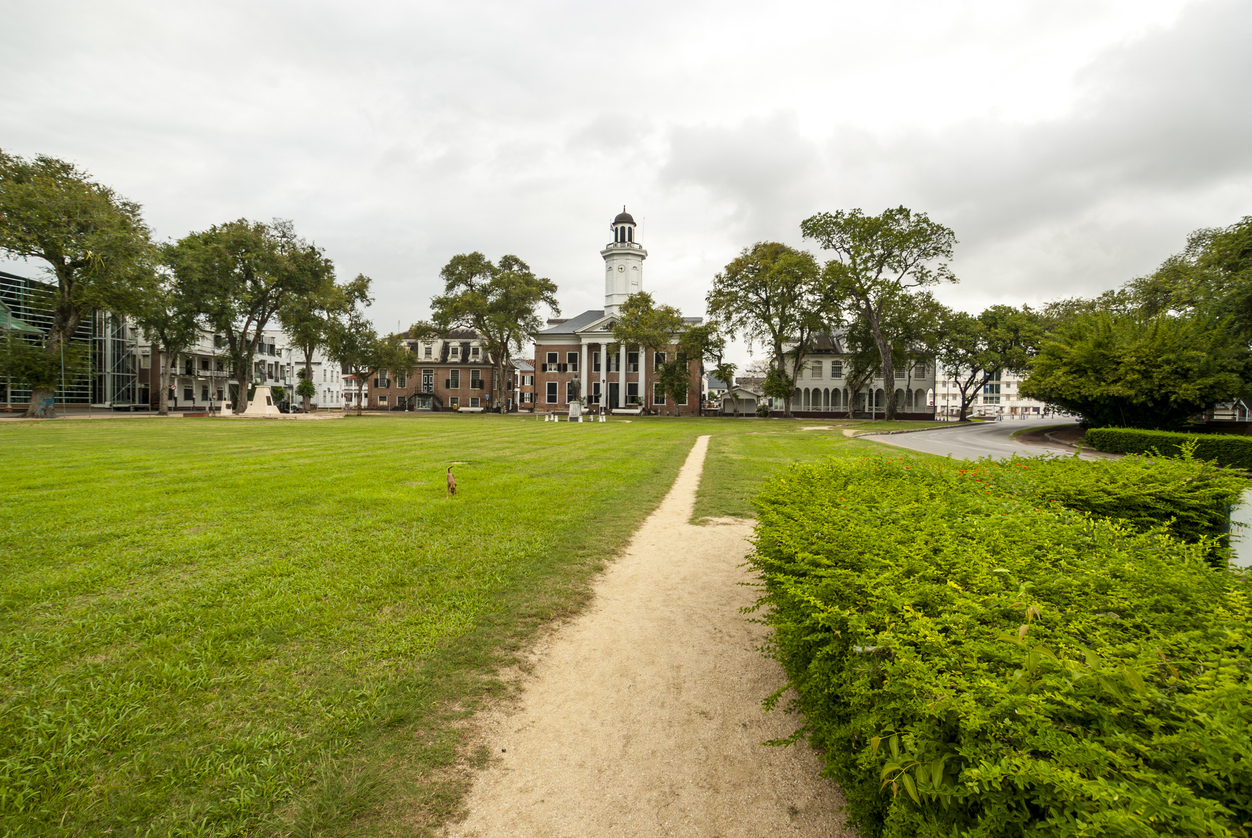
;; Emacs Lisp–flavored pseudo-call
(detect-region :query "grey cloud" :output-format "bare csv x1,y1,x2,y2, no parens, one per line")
658,111,823,239
899,0,1252,237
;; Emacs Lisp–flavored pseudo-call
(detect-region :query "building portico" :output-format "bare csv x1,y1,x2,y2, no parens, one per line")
533,208,701,415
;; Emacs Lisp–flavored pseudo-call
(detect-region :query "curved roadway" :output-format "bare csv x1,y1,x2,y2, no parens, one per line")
860,416,1088,461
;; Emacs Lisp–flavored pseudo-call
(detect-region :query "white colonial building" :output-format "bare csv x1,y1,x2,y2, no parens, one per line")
932,366,1048,419
760,334,937,418
134,327,344,412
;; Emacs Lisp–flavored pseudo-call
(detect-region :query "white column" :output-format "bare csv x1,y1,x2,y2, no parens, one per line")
580,342,588,405
639,348,647,410
618,343,627,407
599,344,607,408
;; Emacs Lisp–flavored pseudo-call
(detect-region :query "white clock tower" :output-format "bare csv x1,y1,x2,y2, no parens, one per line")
601,207,647,316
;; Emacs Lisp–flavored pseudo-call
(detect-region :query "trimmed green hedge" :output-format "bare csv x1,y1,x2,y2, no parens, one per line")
998,452,1244,566
1085,427,1252,470
749,454,1251,838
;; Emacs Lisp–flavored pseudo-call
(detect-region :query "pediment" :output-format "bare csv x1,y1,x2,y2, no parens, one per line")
575,315,617,334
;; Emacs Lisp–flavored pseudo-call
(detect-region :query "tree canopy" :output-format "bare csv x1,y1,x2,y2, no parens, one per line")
166,219,325,414
327,313,412,415
1127,217,1252,337
0,152,157,416
611,291,685,410
934,305,1045,421
280,270,371,411
706,241,822,417
134,265,202,415
1019,310,1247,430
418,252,558,412
801,206,957,420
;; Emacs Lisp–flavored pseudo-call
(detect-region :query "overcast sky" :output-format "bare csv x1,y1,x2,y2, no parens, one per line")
4,0,1250,367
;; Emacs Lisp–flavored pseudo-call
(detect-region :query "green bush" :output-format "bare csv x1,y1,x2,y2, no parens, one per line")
749,454,1252,838
1085,427,1252,471
756,403,771,418
994,452,1244,566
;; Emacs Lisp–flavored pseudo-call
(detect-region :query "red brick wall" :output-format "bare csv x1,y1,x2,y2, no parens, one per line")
533,341,702,415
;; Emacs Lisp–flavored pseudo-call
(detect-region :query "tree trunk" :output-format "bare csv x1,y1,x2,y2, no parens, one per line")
303,351,314,412
158,350,171,416
24,311,81,418
235,365,251,415
870,327,895,421
772,347,793,418
497,358,508,413
26,385,56,418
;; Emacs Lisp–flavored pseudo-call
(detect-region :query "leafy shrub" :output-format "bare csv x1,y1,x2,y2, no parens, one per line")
1086,427,1252,471
994,451,1245,566
756,403,771,418
749,454,1252,838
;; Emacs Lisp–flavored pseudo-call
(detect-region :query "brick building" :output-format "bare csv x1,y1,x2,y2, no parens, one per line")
533,209,702,415
368,328,515,412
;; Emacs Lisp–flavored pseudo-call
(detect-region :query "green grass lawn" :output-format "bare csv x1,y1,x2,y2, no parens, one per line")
693,419,944,520
0,414,930,837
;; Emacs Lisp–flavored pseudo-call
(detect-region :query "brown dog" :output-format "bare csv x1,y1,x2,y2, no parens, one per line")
446,465,457,498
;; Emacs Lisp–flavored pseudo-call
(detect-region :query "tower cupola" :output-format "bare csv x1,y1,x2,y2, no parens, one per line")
611,208,636,243
601,206,647,315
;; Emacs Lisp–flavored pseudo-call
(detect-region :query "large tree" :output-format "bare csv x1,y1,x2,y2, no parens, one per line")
1020,310,1247,429
936,305,1044,422
711,357,739,416
665,322,723,416
418,253,558,413
326,314,411,415
134,263,201,415
280,269,372,412
166,219,324,414
980,304,1044,375
0,152,156,416
610,291,687,411
935,310,993,422
1128,217,1252,324
801,206,957,421
706,242,823,417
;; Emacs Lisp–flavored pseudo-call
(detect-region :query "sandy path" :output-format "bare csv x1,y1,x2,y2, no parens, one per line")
443,435,854,837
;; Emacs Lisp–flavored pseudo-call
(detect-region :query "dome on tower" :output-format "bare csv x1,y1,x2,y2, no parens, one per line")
613,208,636,226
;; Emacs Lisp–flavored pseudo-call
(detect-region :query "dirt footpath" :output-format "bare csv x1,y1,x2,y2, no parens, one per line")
443,435,855,838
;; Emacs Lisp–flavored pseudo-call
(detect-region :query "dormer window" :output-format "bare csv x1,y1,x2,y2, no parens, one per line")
450,345,460,360
471,346,480,359
423,342,433,359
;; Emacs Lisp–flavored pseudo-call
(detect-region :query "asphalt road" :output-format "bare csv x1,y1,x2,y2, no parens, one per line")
861,416,1087,461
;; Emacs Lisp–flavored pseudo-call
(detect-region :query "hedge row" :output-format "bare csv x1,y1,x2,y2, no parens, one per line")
997,451,1245,566
1085,427,1252,470
749,453,1251,838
